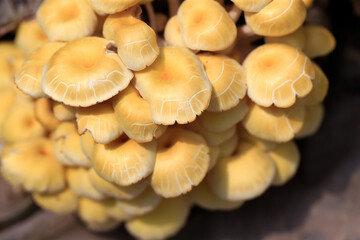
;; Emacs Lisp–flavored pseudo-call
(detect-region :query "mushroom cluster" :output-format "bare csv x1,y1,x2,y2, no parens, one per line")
0,0,335,239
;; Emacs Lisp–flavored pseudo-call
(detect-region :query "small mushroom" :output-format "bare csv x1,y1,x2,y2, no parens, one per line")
104,199,132,221
230,0,271,12
218,132,239,158
237,125,277,150
52,102,76,121
34,98,62,131
302,24,336,58
265,27,306,50
0,42,24,89
80,131,95,160
208,146,221,171
164,16,186,48
302,63,329,106
295,103,325,138
89,0,144,15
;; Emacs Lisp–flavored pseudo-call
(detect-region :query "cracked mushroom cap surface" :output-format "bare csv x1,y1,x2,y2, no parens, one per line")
134,46,211,125
244,43,315,108
103,6,159,71
113,84,167,143
42,37,134,107
208,141,275,201
1,138,65,193
230,0,271,12
15,42,65,98
37,0,98,41
76,101,123,144
92,135,157,186
302,24,336,58
151,128,210,198
245,0,307,37
198,54,247,112
178,0,237,51
295,103,324,138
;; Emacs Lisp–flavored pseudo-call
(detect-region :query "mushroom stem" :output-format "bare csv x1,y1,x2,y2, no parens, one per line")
167,0,180,17
238,24,261,41
145,2,157,32
229,4,242,22
157,36,167,47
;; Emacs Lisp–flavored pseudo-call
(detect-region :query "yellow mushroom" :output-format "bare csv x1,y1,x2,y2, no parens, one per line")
89,0,144,15
164,16,186,48
218,132,239,158
302,63,329,105
265,27,306,50
0,87,16,139
92,135,157,186
36,0,98,41
104,199,132,221
230,0,271,12
151,128,210,198
295,103,325,138
0,42,24,89
178,0,237,51
302,24,336,58
80,131,95,160
244,43,315,108
34,98,62,131
134,46,211,125
237,125,277,150
103,6,159,71
76,101,123,144
42,37,134,107
208,146,220,171
52,101,76,121
302,0,314,8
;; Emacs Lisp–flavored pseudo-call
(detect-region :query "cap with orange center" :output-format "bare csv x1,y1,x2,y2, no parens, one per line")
42,37,134,107
134,46,211,125
151,128,210,198
15,42,66,98
103,6,159,71
37,0,98,41
244,43,315,108
178,0,237,51
230,0,271,12
113,84,167,143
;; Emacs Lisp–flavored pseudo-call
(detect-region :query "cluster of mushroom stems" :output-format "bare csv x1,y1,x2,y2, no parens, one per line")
0,0,335,239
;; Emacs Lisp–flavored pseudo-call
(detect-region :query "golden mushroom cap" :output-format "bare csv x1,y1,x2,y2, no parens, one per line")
89,0,142,15
52,102,76,121
42,37,134,107
33,188,78,215
80,131,95,160
66,167,105,200
15,19,49,56
92,136,157,186
198,54,247,112
244,43,315,108
77,198,112,225
1,101,46,144
164,16,186,48
218,132,239,158
242,101,306,143
151,128,210,198
302,0,314,8
125,197,190,240
230,0,271,12
36,0,98,41
104,199,132,221
113,84,167,143
76,101,123,144
302,24,336,58
189,180,244,211
34,98,62,131
178,0,237,51
237,125,277,150
89,168,147,200
103,7,159,71
53,122,91,167
208,146,220,171
269,141,300,186
265,27,306,50
302,63,329,105
1,138,65,193
134,46,211,125
295,103,325,138
15,42,65,98
208,141,275,201
245,0,307,37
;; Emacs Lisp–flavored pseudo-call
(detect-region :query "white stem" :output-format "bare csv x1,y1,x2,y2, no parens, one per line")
229,4,242,22
167,0,180,17
145,3,157,32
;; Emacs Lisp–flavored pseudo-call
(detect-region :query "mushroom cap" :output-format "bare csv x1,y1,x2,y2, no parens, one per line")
53,122,91,167
208,141,275,201
103,7,160,71
302,63,329,105
1,138,65,193
66,167,105,200
269,141,300,186
208,146,220,171
77,198,112,225
42,37,134,107
0,87,16,138
89,168,147,200
89,0,142,15
295,103,324,138
164,16,186,48
264,27,306,50
302,24,336,58
178,0,237,51
245,0,307,37
302,0,314,8
116,187,161,216
76,101,123,144
151,128,210,198
34,98,62,131
0,42,25,89
242,101,306,143
125,197,190,240
218,132,239,158
36,0,98,41
92,136,157,186
33,188,78,215
237,125,277,150
15,42,65,98
198,54,247,112
244,43,315,108
52,102,76,121
189,181,244,211
134,46,211,125
1,101,46,144
80,131,95,160
230,0,271,12
15,19,49,56
199,100,248,133
104,199,132,221
113,84,167,143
